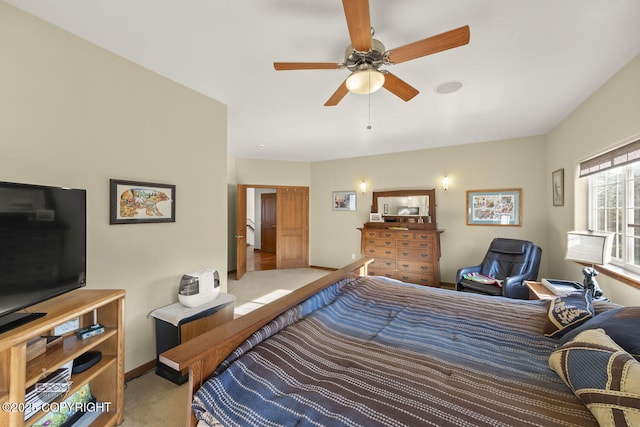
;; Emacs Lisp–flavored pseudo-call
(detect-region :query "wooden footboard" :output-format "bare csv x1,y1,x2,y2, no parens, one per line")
160,258,372,427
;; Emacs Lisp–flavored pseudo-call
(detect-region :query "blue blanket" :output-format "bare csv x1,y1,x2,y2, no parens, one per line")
193,276,597,426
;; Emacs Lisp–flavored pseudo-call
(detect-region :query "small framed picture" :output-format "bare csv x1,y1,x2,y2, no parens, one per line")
332,191,356,211
369,213,383,222
110,179,176,224
552,168,564,206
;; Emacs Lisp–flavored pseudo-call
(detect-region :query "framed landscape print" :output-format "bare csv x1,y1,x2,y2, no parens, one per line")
110,179,176,224
466,189,522,226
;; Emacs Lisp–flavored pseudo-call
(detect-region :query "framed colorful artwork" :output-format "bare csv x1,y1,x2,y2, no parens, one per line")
466,189,522,226
110,179,175,224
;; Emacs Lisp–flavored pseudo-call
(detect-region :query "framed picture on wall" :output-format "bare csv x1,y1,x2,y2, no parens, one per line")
552,168,564,206
332,191,356,211
110,179,176,224
466,189,522,226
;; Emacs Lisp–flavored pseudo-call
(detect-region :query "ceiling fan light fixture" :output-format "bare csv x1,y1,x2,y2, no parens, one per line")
346,69,385,95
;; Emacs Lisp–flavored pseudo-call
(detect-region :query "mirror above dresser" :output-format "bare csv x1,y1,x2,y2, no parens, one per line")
371,189,436,229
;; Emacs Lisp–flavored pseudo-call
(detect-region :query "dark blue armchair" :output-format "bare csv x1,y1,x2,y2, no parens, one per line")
455,238,542,299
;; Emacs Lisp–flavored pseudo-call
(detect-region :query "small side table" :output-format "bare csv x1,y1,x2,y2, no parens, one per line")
150,293,235,384
525,280,609,302
524,281,556,300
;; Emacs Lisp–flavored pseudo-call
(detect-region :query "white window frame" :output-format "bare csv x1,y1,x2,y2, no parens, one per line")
588,162,640,275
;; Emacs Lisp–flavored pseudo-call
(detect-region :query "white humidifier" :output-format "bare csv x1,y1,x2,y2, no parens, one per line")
178,269,220,308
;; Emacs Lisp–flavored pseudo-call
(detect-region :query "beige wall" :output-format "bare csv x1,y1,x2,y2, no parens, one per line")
546,53,640,305
1,3,228,370
309,136,548,282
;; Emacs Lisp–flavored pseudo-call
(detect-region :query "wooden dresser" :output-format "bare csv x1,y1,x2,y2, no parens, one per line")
360,224,443,287
361,189,443,287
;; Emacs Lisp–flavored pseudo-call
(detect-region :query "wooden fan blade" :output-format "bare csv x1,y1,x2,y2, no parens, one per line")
342,0,372,52
386,25,470,64
382,72,419,102
274,62,342,71
325,81,349,106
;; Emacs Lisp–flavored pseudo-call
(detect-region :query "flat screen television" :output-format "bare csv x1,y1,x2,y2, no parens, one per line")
0,181,86,333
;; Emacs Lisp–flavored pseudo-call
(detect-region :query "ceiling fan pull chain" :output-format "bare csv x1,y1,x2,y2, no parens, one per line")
367,84,372,130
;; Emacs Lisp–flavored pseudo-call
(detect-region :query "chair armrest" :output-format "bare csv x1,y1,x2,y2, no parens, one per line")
503,274,530,299
455,265,482,291
455,265,482,282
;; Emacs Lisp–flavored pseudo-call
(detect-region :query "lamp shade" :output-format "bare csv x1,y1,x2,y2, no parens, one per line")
346,69,385,95
566,231,614,265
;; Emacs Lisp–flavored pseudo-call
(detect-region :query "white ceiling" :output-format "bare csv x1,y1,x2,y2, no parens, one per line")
6,0,640,162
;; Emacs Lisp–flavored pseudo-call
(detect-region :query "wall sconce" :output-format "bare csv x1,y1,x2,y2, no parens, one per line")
360,180,367,194
442,176,450,191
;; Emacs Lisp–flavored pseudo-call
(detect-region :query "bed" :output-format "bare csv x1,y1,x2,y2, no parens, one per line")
160,258,638,427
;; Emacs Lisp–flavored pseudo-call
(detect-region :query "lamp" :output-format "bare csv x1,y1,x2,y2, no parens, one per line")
360,180,367,194
346,68,385,95
442,176,450,191
565,230,614,298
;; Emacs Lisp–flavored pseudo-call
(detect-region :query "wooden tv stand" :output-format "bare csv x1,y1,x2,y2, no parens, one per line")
0,289,125,426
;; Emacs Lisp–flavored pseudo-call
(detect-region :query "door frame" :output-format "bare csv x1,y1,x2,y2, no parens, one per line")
235,184,309,279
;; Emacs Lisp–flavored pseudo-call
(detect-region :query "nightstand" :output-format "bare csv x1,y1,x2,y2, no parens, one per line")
525,280,608,302
150,293,235,384
524,281,556,300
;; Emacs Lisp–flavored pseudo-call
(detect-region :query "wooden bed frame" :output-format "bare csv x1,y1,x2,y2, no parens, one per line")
160,258,372,427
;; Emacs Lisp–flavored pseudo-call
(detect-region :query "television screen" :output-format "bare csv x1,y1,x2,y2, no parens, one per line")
0,181,86,333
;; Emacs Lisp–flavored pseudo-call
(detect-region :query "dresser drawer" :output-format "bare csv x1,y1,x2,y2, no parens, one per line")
363,237,396,248
396,260,434,275
377,230,396,239
397,239,432,249
396,272,435,287
363,230,378,239
370,258,396,270
364,246,397,258
397,248,433,262
367,268,396,279
395,231,415,240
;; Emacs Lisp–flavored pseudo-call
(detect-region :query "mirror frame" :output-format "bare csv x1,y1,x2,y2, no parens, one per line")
371,189,436,226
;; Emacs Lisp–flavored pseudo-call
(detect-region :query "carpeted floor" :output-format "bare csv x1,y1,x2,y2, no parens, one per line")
121,267,330,426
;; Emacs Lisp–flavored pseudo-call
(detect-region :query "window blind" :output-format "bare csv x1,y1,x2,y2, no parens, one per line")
579,138,640,177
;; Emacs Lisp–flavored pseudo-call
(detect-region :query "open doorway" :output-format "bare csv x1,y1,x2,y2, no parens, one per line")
235,184,309,280
246,188,277,272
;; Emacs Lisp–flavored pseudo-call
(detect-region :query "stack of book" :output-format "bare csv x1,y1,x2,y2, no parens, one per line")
541,278,583,295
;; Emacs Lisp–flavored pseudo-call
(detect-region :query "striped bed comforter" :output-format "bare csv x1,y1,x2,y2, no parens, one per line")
193,276,598,427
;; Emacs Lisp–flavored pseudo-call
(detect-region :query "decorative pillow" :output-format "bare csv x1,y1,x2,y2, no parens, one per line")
544,290,594,338
559,307,640,359
549,329,640,427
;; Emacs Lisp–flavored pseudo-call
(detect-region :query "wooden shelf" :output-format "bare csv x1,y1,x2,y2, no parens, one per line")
25,329,116,388
0,289,124,427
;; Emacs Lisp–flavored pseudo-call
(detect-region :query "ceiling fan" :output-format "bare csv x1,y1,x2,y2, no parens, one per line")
274,0,470,106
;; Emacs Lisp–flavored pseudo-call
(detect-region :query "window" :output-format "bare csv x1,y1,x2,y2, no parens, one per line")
585,139,640,274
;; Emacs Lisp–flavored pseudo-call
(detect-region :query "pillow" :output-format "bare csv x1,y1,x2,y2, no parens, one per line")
549,329,640,427
559,307,640,359
543,290,594,338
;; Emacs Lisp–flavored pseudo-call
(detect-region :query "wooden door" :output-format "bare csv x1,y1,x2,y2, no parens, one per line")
261,193,277,253
235,184,247,280
276,187,309,268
